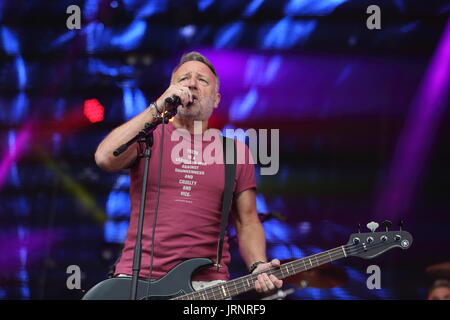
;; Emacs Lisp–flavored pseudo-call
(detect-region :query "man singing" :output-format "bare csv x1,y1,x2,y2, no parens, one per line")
94,51,282,296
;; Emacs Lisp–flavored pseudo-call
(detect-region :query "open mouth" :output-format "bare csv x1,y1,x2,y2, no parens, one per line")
187,95,198,107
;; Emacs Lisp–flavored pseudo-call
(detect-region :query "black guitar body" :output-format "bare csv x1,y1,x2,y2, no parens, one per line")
82,258,214,300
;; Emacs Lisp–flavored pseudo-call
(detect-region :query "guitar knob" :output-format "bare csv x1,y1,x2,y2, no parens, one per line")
394,234,401,241
353,237,360,244
367,221,379,233
381,235,388,242
367,236,374,243
381,220,392,231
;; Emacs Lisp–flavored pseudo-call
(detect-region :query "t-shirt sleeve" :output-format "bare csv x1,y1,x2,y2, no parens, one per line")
234,140,257,195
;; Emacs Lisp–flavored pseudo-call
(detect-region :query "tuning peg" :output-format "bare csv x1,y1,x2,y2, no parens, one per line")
381,220,392,231
366,221,379,233
399,220,404,231
357,223,362,233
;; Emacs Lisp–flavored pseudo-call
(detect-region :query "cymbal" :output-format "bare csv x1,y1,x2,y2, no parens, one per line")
280,259,347,289
426,262,450,280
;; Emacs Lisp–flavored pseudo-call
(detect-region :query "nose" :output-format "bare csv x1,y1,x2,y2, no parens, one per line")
187,77,198,89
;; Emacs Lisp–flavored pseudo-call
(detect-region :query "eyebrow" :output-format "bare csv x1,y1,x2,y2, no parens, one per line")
178,72,209,80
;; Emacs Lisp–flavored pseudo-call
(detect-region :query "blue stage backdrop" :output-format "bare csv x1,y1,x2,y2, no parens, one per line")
0,0,449,300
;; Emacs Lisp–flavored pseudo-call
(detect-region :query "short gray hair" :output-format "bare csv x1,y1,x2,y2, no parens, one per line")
172,51,220,92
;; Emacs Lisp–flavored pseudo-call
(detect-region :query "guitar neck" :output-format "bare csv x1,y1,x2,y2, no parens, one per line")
173,245,348,300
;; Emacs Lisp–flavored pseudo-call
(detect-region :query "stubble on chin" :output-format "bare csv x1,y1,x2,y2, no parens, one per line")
176,105,201,120
177,102,213,121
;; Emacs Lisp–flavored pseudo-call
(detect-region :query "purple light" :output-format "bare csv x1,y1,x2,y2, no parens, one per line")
0,123,32,190
193,48,424,123
0,229,60,275
375,18,450,218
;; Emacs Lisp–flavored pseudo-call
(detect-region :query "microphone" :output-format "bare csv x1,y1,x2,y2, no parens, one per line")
165,96,181,107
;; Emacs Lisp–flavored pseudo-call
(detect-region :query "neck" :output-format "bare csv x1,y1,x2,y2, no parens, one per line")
172,245,349,300
173,117,209,134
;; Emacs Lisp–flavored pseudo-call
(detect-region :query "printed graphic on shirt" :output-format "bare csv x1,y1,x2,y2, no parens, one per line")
174,147,207,204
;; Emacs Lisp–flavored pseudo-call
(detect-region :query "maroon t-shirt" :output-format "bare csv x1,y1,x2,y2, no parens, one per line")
114,122,256,281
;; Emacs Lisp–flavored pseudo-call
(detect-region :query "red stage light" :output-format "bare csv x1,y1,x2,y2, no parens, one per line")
83,99,104,123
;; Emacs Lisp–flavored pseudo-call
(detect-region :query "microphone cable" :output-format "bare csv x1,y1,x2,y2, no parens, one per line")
145,100,167,300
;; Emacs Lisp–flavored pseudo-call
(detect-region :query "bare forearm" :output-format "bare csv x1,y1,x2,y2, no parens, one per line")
95,107,155,171
237,222,268,269
237,219,284,293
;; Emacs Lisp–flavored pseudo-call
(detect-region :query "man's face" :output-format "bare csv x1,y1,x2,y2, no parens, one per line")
171,60,220,121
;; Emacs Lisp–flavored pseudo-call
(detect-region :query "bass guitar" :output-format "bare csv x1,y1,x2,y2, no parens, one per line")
82,221,412,300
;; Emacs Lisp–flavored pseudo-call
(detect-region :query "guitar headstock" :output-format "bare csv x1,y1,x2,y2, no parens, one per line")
346,221,413,259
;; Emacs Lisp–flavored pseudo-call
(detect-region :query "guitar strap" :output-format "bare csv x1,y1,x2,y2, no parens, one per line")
214,136,236,270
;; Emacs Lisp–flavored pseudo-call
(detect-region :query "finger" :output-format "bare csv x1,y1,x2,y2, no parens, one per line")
170,86,186,107
270,259,281,267
258,274,268,292
182,86,193,104
255,280,262,293
270,275,283,289
273,277,283,289
178,87,189,106
261,274,271,292
264,274,275,291
162,88,180,108
187,88,193,103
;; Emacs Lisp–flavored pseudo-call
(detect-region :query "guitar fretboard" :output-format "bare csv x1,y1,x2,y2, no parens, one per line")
171,245,348,300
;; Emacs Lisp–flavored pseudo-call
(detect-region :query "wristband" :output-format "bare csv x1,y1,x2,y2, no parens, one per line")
249,261,266,274
152,102,162,114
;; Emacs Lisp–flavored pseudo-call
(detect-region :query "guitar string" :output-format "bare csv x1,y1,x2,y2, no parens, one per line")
173,238,403,300
200,239,389,300
217,239,401,300
175,238,404,300
173,246,348,300
172,243,357,300
172,244,351,300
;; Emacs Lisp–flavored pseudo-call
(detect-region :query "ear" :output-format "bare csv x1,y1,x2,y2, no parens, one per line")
214,92,221,109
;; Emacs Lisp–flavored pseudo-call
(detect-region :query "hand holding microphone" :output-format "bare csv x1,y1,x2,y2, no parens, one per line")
155,84,194,113
164,96,181,107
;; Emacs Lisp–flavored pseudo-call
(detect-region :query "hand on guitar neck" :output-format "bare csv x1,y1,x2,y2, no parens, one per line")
251,259,283,293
